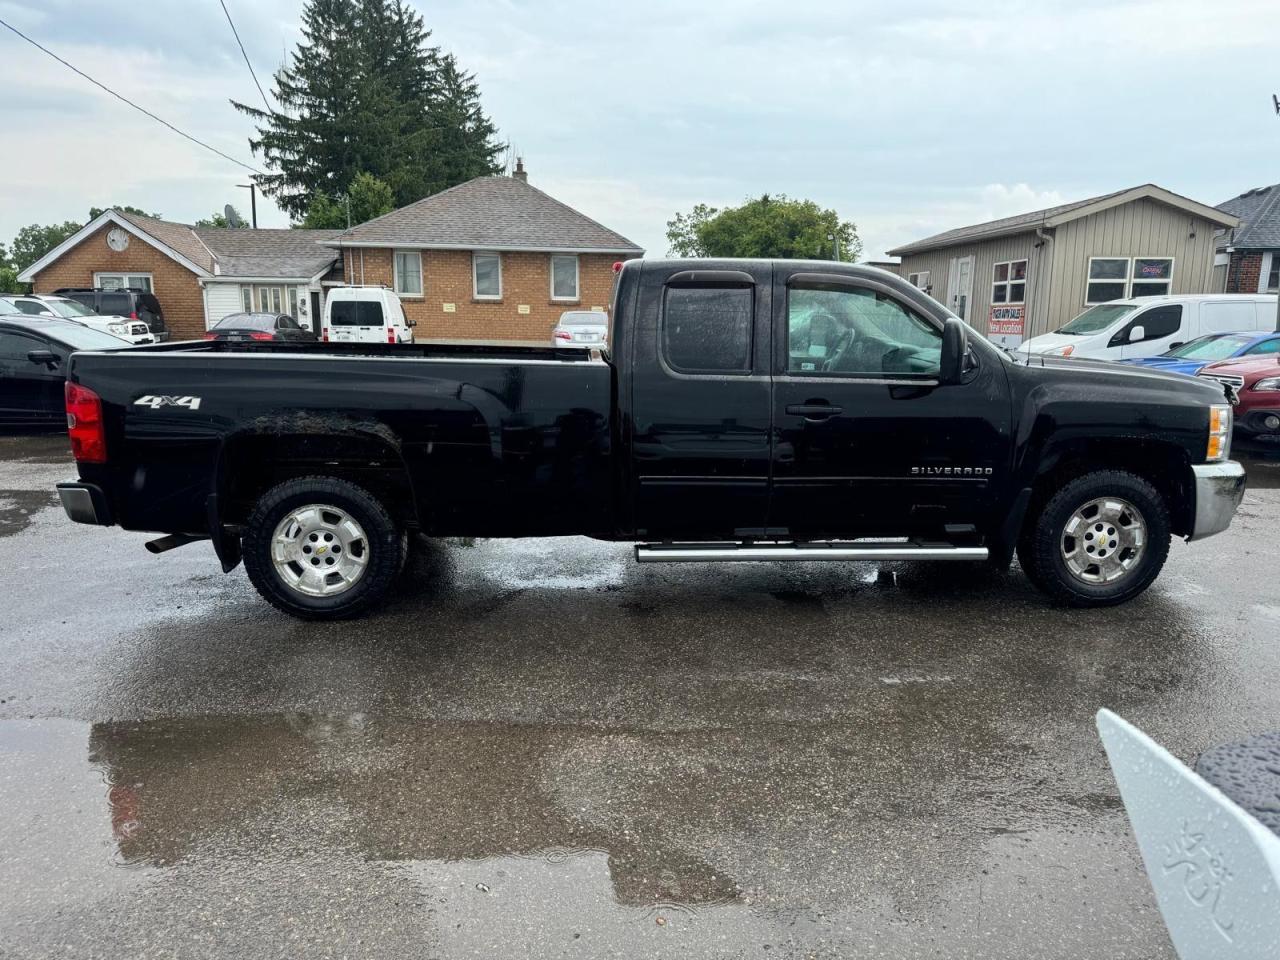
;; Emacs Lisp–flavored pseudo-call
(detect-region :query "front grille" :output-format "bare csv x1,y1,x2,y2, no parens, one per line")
1199,373,1245,389
130,323,148,336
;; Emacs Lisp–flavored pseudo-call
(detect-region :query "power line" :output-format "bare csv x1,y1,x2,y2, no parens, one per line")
217,0,272,114
0,15,262,175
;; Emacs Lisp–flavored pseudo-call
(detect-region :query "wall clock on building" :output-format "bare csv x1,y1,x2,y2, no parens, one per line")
106,228,130,252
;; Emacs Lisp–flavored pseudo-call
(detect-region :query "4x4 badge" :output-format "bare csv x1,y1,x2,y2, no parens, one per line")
135,395,202,411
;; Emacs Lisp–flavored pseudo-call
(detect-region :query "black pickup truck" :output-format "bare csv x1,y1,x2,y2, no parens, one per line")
55,259,1246,619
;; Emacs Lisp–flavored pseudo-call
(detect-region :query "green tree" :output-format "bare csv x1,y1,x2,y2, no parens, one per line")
666,195,861,262
233,0,503,220
299,172,394,228
195,206,248,228
10,221,84,273
88,205,160,220
0,242,19,294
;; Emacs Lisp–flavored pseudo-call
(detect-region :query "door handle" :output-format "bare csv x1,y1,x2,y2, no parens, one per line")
786,403,842,421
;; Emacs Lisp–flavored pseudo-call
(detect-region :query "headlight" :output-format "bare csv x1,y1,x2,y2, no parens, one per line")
1253,377,1280,391
1206,404,1232,462
108,323,126,334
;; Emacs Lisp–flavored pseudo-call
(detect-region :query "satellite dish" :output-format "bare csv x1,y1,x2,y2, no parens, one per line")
224,203,245,228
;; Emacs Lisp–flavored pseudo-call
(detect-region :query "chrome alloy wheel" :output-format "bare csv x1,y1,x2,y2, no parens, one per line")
1060,497,1147,585
270,504,370,597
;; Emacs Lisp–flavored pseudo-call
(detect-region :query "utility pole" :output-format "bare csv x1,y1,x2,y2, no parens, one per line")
237,182,258,228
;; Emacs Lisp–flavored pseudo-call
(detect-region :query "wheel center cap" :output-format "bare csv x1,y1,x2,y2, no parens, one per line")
316,544,327,555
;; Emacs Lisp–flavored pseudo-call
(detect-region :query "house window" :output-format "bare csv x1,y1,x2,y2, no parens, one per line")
473,253,502,299
991,259,1027,304
1130,257,1173,298
94,272,152,292
907,271,930,291
1261,253,1280,293
241,285,284,312
1086,258,1132,304
393,250,422,296
551,255,579,301
1086,257,1175,303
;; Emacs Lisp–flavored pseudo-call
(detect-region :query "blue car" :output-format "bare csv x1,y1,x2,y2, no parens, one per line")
1118,331,1280,376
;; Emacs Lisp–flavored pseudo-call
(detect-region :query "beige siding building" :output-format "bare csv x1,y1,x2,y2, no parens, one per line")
887,185,1238,346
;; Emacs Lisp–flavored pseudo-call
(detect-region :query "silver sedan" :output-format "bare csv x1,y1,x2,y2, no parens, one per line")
552,310,608,348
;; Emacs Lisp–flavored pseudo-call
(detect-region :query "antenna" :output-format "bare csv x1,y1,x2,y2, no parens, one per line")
224,203,245,228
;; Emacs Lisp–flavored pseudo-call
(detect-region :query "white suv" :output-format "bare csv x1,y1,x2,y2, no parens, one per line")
0,294,154,344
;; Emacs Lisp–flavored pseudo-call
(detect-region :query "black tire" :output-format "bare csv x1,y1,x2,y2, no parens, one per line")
242,476,405,620
1016,470,1170,607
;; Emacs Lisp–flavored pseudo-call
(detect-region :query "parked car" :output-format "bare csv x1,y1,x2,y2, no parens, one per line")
204,312,318,343
0,316,130,428
1022,294,1278,361
54,287,168,341
0,294,154,345
1119,330,1280,376
54,259,1245,620
321,286,413,344
553,310,609,348
1199,355,1280,436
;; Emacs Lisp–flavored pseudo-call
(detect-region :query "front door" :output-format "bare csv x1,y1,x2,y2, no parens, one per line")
769,270,1011,540
0,330,63,427
947,255,974,320
630,265,773,540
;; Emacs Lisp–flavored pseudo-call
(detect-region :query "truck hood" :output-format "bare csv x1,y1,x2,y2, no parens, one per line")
1014,351,1228,403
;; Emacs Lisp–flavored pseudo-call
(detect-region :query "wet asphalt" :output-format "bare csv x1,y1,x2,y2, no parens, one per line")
1,432,1279,959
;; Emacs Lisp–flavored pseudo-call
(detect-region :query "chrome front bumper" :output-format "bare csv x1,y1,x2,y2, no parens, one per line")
1189,461,1246,541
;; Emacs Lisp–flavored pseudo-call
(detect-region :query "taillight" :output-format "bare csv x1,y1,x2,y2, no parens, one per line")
249,332,273,341
322,328,329,343
387,328,396,344
130,311,138,320
65,382,106,463
554,330,572,341
203,332,218,340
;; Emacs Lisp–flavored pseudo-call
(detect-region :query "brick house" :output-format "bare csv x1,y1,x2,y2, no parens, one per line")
324,164,644,342
17,209,341,340
1217,183,1280,296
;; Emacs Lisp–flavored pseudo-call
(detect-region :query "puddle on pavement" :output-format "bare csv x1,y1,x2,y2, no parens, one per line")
0,489,60,538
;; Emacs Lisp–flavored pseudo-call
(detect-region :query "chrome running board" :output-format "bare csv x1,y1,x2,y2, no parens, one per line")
634,541,988,563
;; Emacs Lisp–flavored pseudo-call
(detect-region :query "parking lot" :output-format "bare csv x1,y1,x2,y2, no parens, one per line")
1,431,1278,959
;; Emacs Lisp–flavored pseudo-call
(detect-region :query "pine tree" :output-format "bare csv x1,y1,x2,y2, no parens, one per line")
233,0,503,220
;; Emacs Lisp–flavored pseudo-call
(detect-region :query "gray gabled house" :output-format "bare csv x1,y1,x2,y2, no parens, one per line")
1217,184,1280,295
887,184,1239,345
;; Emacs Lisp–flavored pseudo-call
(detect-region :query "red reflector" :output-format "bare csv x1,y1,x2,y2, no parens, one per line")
249,331,273,341
65,382,106,463
612,261,623,273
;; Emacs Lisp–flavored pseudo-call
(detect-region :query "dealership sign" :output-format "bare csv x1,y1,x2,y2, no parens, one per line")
989,304,1025,349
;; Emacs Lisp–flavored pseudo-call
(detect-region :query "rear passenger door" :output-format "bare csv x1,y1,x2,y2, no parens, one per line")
629,266,773,540
0,331,62,426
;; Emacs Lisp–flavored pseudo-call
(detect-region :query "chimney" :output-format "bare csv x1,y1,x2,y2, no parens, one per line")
513,157,528,182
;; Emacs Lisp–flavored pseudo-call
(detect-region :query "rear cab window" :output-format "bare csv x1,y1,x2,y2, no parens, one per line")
661,286,753,374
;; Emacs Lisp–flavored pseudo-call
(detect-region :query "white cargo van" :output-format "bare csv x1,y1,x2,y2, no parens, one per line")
321,286,414,344
1022,294,1278,361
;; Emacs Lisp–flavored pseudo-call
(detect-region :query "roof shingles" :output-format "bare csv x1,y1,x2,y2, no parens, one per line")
1217,184,1280,250
327,176,643,253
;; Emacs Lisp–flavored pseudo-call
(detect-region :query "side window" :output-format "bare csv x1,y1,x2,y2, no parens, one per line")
1244,338,1280,356
661,285,752,374
0,331,43,363
787,285,941,377
100,294,132,315
1112,304,1182,345
278,316,300,330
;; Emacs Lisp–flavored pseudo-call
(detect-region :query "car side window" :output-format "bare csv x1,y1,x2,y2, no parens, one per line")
786,285,941,377
278,316,300,330
14,300,51,316
0,331,44,364
1243,338,1280,356
661,285,753,375
1111,304,1182,345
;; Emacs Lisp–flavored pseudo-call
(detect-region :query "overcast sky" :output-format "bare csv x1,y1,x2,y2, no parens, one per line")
1,0,1277,260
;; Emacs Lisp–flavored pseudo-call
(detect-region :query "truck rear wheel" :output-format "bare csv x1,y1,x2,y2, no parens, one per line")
1017,470,1170,607
242,476,405,620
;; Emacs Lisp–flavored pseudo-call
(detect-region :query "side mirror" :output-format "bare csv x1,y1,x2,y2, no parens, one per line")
939,317,968,385
1128,325,1145,343
27,349,59,368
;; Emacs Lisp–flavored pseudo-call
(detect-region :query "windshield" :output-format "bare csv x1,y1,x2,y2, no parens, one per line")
1056,303,1137,335
46,324,130,350
1165,334,1252,361
43,298,97,319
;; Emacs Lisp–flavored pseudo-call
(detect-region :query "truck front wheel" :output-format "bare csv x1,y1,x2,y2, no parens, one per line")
242,476,405,620
1017,470,1171,607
